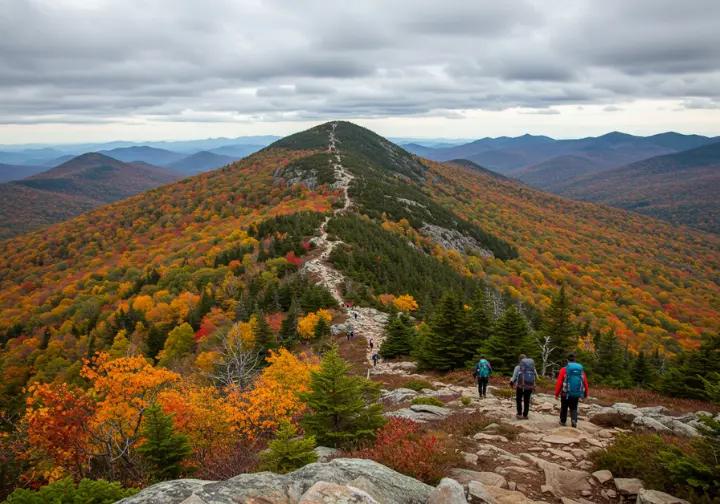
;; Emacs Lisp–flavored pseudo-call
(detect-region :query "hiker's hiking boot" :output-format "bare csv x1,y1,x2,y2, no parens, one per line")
523,415,529,420
571,421,578,428
515,414,523,419
559,421,567,427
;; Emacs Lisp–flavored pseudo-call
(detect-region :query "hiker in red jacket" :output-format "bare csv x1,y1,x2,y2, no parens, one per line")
554,352,589,428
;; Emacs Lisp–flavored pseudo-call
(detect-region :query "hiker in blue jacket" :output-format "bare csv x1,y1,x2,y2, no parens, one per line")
473,355,492,398
510,354,538,419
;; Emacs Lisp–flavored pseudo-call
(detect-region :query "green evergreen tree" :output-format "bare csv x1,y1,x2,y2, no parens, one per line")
39,327,52,351
417,291,464,371
300,346,385,448
660,334,720,399
463,289,493,367
483,306,531,374
542,285,576,370
630,351,658,387
594,331,629,387
258,420,318,474
380,314,414,359
253,311,276,362
136,403,192,481
279,298,299,346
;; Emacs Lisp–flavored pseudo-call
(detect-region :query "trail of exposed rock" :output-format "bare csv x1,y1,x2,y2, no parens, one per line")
303,122,388,364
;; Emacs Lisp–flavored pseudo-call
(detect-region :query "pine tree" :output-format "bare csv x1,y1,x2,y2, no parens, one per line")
594,331,629,387
253,311,276,362
300,346,385,448
279,298,299,346
660,334,720,399
417,291,464,371
39,327,52,351
483,306,531,375
380,315,414,359
630,351,658,387
542,285,576,370
137,403,192,480
258,420,318,474
462,289,493,367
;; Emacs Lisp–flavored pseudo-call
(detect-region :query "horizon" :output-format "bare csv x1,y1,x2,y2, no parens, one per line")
2,1,719,144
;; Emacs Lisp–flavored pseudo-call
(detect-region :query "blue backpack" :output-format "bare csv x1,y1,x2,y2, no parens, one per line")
519,358,536,390
476,359,490,379
564,362,585,399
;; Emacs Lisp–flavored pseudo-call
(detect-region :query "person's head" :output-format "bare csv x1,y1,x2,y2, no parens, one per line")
567,352,576,362
480,354,486,360
519,354,526,362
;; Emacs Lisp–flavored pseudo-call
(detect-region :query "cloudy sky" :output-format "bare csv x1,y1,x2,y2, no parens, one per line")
2,0,720,143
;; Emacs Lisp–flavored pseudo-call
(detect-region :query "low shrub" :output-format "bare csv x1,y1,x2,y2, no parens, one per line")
493,388,514,399
4,478,138,504
403,379,433,392
493,424,520,441
344,417,460,485
591,430,719,504
460,397,472,406
412,397,445,407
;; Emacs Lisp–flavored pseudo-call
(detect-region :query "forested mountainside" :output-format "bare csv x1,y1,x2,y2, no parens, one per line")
1,121,718,500
551,141,720,234
0,153,181,240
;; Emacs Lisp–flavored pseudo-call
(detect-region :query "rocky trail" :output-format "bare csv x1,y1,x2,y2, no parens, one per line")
302,122,389,365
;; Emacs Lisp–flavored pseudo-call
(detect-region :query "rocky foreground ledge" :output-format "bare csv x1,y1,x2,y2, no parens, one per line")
118,457,689,504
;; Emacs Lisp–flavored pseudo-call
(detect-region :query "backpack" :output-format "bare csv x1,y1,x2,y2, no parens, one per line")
519,358,536,390
563,362,585,399
476,359,490,379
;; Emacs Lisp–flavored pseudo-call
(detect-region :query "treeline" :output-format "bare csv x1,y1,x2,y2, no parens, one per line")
381,285,720,401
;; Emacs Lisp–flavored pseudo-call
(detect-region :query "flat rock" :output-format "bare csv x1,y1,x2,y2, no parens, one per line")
638,406,669,415
380,388,418,405
670,420,699,437
614,478,644,496
561,498,581,504
521,455,591,498
613,403,637,410
468,481,543,504
474,432,509,443
637,489,689,504
632,416,672,434
118,458,433,504
592,470,613,484
427,478,467,504
409,404,451,416
548,449,575,461
543,435,580,445
449,469,508,489
300,481,379,503
598,429,614,439
464,452,479,464
495,466,537,476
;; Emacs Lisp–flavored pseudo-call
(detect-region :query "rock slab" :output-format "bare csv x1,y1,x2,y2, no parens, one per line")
637,488,690,504
427,478,468,504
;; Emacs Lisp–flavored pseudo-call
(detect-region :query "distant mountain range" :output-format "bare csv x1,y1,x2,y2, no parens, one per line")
0,153,181,240
551,141,720,234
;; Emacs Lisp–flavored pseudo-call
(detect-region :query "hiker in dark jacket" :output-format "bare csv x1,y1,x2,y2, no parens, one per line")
555,352,589,428
510,354,538,419
473,355,492,398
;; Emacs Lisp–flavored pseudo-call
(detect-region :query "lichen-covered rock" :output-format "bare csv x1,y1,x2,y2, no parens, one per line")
314,446,340,463
449,469,508,489
632,416,672,434
637,488,690,504
468,481,542,504
588,408,626,427
117,459,432,504
638,406,669,415
299,481,379,503
614,478,645,496
379,388,418,405
427,478,467,504
591,470,613,485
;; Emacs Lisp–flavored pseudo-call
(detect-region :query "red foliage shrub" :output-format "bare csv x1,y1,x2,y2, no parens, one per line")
285,251,302,266
344,418,459,484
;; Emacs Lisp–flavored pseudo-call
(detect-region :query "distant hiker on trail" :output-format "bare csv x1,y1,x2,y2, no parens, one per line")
473,355,492,398
372,353,379,366
555,352,589,428
346,331,351,341
369,338,374,350
354,312,359,320
510,355,537,419
350,330,355,339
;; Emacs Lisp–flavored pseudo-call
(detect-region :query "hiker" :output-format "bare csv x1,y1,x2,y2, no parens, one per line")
372,352,379,366
346,331,351,341
354,312,359,320
350,330,355,339
369,337,374,350
473,355,492,398
510,354,537,419
555,352,589,428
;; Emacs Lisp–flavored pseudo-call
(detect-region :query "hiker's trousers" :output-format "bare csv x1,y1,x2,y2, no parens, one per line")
477,378,489,397
560,395,579,424
516,387,532,416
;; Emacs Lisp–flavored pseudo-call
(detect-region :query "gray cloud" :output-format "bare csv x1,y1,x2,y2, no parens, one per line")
1,0,719,125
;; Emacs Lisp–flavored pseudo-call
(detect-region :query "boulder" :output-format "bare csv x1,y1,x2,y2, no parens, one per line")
614,478,644,496
674,413,698,424
380,388,418,405
179,497,209,504
548,448,575,461
467,481,542,504
474,433,509,443
614,406,644,422
695,410,712,418
588,408,627,428
637,488,690,504
543,435,581,445
409,404,451,417
591,470,613,485
613,403,638,409
118,459,433,504
314,447,340,463
520,454,591,498
638,406,669,415
670,420,700,437
300,481,379,503
632,416,672,434
464,452,479,464
427,478,467,504
449,469,508,489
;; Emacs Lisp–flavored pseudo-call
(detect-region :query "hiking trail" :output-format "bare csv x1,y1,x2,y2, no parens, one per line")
303,122,389,364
